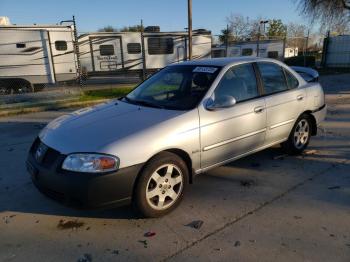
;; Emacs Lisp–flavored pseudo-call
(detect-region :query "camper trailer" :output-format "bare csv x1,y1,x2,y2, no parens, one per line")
0,20,78,93
212,39,285,60
78,29,212,75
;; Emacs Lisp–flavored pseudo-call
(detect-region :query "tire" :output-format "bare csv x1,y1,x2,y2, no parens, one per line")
133,152,189,218
282,114,312,155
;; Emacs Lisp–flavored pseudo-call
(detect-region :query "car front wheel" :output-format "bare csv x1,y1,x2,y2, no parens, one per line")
133,152,189,218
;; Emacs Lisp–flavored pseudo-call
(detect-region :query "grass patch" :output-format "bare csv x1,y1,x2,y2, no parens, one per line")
79,86,135,101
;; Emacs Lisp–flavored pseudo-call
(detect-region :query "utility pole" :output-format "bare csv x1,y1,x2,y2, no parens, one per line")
257,20,269,57
187,0,192,60
257,24,261,57
60,16,82,87
225,24,229,57
140,19,146,80
303,29,309,67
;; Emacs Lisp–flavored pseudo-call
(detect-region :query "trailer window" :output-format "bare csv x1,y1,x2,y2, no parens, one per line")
268,51,279,59
100,45,115,56
242,48,253,56
127,43,141,54
55,41,67,51
211,49,225,58
148,38,174,55
16,43,26,48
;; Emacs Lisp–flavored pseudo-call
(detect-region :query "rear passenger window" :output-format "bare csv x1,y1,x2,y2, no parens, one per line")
284,69,299,89
214,63,259,103
100,45,114,56
258,63,288,95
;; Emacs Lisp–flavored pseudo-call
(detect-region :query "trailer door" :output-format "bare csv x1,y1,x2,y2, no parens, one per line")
48,30,77,81
90,36,123,72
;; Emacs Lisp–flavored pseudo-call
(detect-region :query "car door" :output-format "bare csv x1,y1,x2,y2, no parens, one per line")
199,63,267,169
257,62,306,145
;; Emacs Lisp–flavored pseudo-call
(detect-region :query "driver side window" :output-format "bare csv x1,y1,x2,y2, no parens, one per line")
214,63,259,103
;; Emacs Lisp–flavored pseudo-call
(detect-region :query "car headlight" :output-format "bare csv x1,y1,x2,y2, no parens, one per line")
62,153,119,173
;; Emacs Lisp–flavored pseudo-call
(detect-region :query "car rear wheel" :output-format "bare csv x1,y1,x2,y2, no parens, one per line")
133,152,189,218
282,114,312,155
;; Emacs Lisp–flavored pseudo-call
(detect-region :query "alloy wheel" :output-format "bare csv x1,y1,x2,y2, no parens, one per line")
145,164,183,210
293,119,310,149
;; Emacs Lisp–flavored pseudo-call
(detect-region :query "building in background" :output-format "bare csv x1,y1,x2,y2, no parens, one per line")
0,18,78,92
211,39,286,60
79,28,212,75
284,47,298,58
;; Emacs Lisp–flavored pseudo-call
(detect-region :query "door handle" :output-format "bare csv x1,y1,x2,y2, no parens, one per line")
254,106,265,113
297,95,304,101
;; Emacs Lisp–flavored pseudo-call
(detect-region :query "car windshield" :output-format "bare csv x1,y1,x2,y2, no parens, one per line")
125,65,222,110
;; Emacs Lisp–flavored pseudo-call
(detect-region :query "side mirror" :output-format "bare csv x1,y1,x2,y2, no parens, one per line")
206,95,237,111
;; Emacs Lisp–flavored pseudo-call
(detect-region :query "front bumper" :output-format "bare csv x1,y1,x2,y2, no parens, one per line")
26,139,143,209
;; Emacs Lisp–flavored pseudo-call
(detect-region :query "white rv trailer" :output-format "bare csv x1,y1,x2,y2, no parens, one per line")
78,30,212,75
212,39,285,60
0,22,78,92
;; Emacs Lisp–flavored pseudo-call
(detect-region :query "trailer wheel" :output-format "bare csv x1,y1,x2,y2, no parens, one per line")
5,79,34,94
17,79,34,93
0,80,9,95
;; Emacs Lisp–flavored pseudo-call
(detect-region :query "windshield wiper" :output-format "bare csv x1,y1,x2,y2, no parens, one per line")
123,97,163,109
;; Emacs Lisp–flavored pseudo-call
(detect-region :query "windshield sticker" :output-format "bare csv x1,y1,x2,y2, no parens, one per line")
193,67,218,73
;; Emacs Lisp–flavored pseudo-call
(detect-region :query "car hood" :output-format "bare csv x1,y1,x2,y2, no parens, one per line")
39,100,183,154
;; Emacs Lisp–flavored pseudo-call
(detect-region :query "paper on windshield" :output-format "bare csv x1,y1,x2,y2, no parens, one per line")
193,67,218,73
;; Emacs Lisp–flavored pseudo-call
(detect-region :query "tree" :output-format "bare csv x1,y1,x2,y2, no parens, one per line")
226,14,251,41
98,25,118,32
120,25,143,32
267,19,287,39
218,28,234,44
287,23,307,50
298,0,350,32
248,18,264,40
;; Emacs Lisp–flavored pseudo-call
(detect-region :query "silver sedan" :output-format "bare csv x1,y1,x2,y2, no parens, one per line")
26,57,327,217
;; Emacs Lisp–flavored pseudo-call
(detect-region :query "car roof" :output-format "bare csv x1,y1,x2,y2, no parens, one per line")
170,57,277,67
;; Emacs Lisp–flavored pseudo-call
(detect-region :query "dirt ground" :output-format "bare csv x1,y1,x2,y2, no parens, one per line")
0,74,349,262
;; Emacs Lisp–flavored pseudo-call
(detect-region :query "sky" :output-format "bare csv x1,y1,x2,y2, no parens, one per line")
0,0,307,35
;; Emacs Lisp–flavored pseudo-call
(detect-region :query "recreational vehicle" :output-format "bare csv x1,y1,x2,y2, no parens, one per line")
78,29,212,75
0,20,78,93
212,39,285,60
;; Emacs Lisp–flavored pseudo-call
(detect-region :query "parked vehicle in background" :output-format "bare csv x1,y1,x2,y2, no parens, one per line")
0,18,78,94
212,39,285,60
322,34,350,68
27,57,326,218
78,29,212,76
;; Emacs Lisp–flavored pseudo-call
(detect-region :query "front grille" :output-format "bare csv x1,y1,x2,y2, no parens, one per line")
30,137,62,168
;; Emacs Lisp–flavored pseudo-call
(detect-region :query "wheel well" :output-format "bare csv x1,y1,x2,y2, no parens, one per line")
302,111,317,136
131,148,194,202
164,149,193,183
